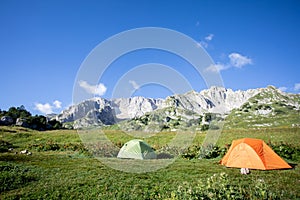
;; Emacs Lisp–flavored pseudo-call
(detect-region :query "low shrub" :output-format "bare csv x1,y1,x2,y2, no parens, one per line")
199,144,223,159
181,144,227,160
167,172,279,200
27,141,89,155
156,145,183,158
27,140,60,151
269,142,300,161
181,145,201,160
86,142,119,157
0,163,36,192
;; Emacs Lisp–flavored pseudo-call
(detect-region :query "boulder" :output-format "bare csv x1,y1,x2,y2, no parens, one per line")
0,116,14,125
15,118,30,128
20,149,28,154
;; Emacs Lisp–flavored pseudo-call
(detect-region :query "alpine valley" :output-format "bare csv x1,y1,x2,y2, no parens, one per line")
52,86,300,131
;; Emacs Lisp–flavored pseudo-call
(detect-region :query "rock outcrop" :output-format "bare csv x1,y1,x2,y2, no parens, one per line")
112,97,164,119
15,118,30,128
0,116,14,125
53,86,299,129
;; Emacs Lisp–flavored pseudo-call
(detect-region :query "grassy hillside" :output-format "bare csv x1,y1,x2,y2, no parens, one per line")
224,87,300,129
0,126,299,199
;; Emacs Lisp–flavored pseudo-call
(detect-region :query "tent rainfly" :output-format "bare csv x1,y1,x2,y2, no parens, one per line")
117,139,157,160
220,138,292,170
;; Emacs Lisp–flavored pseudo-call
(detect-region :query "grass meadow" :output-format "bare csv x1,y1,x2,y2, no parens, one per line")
0,126,299,199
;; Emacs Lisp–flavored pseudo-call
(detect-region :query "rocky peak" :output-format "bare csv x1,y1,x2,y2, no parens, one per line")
112,96,164,119
200,86,260,113
53,86,294,129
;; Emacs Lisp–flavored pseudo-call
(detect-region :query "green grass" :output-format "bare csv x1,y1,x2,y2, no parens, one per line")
0,126,299,199
218,127,300,146
0,126,81,148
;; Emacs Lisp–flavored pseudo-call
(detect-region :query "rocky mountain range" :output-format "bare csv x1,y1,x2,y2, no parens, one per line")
52,86,300,130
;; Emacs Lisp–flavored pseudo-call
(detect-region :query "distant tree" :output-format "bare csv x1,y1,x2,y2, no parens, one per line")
26,115,46,130
17,105,31,118
48,119,63,129
1,106,63,131
5,105,32,123
0,109,5,117
7,107,18,121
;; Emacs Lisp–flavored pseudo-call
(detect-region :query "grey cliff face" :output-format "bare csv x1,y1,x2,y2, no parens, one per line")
53,86,296,129
112,97,164,119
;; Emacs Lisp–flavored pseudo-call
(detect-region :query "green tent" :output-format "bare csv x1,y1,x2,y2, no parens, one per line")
117,139,157,160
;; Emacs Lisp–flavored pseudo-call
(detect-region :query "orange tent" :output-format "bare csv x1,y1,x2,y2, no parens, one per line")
220,138,292,170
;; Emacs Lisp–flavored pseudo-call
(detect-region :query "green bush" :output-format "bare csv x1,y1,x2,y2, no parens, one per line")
27,141,89,155
199,144,222,159
269,142,300,161
85,142,119,157
0,163,36,192
27,140,60,151
167,173,279,200
181,145,201,160
181,144,226,160
156,145,183,158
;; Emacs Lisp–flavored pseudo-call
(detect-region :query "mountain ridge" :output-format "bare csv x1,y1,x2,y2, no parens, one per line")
53,86,300,129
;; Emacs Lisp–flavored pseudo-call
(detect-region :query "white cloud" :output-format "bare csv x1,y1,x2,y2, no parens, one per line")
294,83,300,91
129,80,140,90
205,34,214,41
34,100,63,114
53,100,62,108
229,53,252,68
79,80,107,96
278,87,288,92
205,63,228,73
206,52,252,73
197,34,214,49
35,103,53,114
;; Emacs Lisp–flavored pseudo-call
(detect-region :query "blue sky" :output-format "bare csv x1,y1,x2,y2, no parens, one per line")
1,0,300,115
